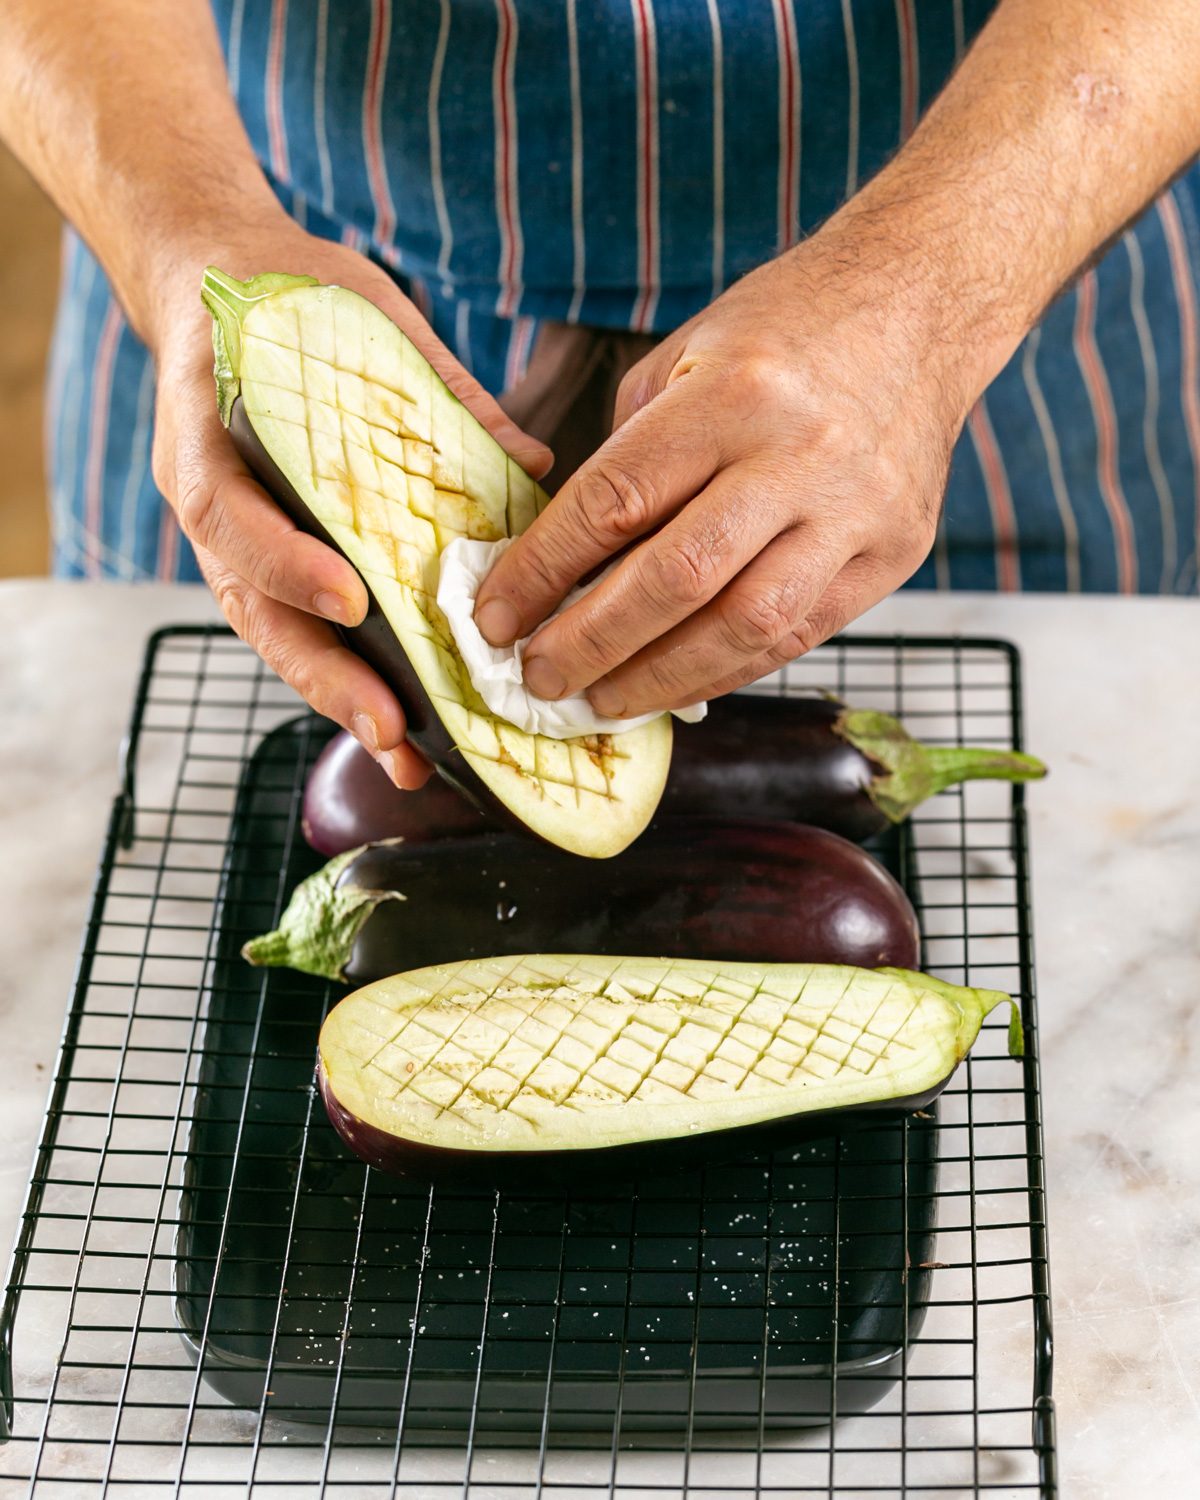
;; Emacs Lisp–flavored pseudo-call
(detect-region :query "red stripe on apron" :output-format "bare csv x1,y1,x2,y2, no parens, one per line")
1157,190,1200,579
363,0,395,246
266,0,291,183
1074,270,1137,593
967,398,1021,592
494,0,521,318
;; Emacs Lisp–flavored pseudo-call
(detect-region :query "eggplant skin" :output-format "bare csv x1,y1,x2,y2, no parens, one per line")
340,819,920,984
301,725,486,856
300,697,887,856
667,695,886,840
316,1057,945,1188
299,697,1048,859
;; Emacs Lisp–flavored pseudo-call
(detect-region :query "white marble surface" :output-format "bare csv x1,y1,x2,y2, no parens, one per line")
0,578,1197,1497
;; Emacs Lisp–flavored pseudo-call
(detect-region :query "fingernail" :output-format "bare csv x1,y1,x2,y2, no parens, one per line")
588,680,626,717
372,747,404,789
315,589,357,626
351,711,380,755
475,597,522,646
524,656,567,701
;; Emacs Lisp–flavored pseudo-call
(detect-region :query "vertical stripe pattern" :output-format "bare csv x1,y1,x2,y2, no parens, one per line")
1157,190,1200,583
503,314,537,392
429,0,454,288
82,304,125,580
313,0,334,213
1074,270,1137,593
967,398,1021,592
771,0,800,252
705,0,725,302
45,3,1200,599
265,0,290,183
565,0,586,323
895,1,919,141
1021,327,1082,593
493,0,522,318
117,359,155,574
841,0,860,198
1124,231,1177,591
226,0,246,96
363,0,395,248
629,0,660,331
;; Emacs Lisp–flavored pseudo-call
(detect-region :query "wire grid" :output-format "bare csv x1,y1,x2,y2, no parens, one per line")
0,626,1054,1499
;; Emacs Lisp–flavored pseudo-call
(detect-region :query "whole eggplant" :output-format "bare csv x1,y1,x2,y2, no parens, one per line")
301,727,487,854
245,819,921,985
302,696,1046,856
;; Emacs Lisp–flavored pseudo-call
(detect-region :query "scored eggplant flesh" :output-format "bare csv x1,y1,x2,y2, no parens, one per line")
318,955,1022,1178
201,268,671,858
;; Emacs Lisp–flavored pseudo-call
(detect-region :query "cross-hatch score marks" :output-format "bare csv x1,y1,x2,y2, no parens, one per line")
239,301,632,812
346,957,923,1135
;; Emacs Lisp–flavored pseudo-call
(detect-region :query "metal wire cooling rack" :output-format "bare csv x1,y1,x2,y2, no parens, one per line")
0,626,1055,1498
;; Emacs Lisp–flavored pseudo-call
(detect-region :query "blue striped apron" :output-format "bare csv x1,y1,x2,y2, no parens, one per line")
48,0,1200,594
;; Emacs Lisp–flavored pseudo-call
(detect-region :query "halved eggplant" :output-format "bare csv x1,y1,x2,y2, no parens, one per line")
201,268,671,858
242,818,921,984
317,955,1022,1183
301,696,1047,856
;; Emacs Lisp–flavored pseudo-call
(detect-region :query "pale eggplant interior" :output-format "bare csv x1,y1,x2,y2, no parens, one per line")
235,281,671,857
319,955,1005,1155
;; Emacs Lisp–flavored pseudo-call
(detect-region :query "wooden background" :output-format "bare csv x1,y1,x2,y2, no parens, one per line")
0,146,62,577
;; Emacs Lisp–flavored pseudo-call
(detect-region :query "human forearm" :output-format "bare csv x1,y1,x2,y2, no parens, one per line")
0,0,285,349
833,0,1200,416
1,0,549,781
474,0,1200,715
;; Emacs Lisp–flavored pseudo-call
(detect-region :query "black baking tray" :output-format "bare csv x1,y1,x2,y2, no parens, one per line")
173,715,938,1434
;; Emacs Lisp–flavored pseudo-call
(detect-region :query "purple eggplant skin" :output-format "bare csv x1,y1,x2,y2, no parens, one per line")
301,694,1046,858
668,695,886,839
301,698,881,857
317,1056,943,1188
248,819,920,985
301,726,487,856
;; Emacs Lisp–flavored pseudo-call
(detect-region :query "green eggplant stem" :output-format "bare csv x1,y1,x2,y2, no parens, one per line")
240,841,406,983
919,745,1049,797
837,707,1047,825
201,266,319,426
240,927,295,969
977,983,1026,1060
880,968,1024,1059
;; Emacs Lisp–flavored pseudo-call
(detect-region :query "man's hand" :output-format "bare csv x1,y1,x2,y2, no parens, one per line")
0,0,552,785
150,220,551,787
474,232,964,718
476,0,1200,716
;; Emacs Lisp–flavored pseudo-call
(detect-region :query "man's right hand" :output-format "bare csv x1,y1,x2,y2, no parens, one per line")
149,221,552,788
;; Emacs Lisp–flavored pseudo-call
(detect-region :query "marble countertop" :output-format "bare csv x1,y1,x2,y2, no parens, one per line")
0,578,1197,1497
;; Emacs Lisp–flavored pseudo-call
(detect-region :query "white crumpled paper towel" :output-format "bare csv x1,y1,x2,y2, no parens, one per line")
436,536,708,740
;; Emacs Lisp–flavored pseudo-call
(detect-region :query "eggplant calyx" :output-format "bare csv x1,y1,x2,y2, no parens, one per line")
241,841,406,982
200,267,320,426
836,708,1047,824
878,968,1024,1059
